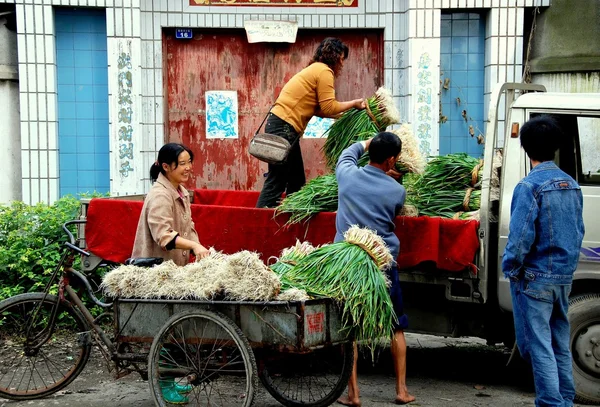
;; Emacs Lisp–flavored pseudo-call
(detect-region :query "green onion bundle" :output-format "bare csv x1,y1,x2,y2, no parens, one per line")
415,153,483,190
275,173,338,225
282,227,396,346
412,188,481,218
323,87,400,170
269,241,316,292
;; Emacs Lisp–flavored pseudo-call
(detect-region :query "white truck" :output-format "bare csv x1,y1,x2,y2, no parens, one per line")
400,83,600,404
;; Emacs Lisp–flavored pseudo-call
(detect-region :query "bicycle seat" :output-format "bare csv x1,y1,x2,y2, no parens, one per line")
124,257,164,267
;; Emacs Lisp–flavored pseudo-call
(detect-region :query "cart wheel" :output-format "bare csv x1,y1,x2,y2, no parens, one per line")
0,293,92,400
148,309,257,407
259,342,354,407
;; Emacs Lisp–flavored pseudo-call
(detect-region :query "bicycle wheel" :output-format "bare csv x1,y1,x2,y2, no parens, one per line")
0,292,92,400
259,342,354,407
148,309,258,407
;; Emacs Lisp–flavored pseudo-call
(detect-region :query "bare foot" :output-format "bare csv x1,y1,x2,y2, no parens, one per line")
394,393,416,405
337,396,361,407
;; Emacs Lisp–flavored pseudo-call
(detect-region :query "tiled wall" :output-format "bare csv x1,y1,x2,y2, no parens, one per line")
0,0,551,204
56,8,109,197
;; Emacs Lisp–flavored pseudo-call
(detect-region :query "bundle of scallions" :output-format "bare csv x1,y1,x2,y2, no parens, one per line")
275,173,338,225
281,226,396,346
411,188,481,218
269,241,316,292
414,153,483,191
323,87,400,170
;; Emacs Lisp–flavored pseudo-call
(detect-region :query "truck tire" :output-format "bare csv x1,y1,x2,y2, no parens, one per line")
569,293,600,404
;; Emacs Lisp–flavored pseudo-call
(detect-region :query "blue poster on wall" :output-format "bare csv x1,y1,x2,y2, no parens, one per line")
205,91,239,139
303,116,334,138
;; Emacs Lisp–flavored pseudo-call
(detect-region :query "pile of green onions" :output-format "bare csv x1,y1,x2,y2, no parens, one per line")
275,174,338,225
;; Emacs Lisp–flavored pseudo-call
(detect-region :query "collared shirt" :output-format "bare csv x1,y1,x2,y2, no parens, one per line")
502,161,585,284
132,173,199,266
334,142,406,261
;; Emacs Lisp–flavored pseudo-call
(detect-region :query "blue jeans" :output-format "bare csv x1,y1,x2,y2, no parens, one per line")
510,277,575,407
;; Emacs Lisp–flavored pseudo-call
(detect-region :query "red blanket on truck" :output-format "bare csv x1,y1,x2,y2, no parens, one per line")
85,190,480,273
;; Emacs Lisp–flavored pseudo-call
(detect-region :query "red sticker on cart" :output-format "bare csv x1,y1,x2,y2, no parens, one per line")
307,312,324,334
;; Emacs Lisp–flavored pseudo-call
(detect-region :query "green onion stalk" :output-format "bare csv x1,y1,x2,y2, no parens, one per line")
323,87,400,170
275,173,339,225
282,227,396,350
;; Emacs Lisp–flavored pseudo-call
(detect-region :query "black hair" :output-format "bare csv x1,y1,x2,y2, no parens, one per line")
309,37,349,76
520,115,562,162
149,143,194,183
369,131,402,164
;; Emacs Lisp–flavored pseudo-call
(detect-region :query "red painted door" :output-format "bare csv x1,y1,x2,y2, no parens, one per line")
165,29,383,191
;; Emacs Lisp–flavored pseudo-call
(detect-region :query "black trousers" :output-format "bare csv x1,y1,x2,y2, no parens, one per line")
256,113,305,208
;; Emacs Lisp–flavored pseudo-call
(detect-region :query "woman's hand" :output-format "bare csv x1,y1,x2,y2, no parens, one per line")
192,243,210,260
353,99,366,110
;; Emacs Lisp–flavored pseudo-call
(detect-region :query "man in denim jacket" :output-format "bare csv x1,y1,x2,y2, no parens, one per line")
502,115,585,407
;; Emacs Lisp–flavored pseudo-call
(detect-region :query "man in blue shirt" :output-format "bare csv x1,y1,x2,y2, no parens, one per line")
502,115,585,407
336,132,415,406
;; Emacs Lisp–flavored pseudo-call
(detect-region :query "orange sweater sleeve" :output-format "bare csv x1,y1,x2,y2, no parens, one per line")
316,68,342,116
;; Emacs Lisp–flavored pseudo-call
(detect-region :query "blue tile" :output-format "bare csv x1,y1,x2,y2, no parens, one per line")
73,17,94,33
449,99,464,120
439,121,451,139
452,13,470,20
57,67,75,85
470,105,484,121
468,37,482,53
467,87,484,104
469,20,482,36
94,103,109,120
74,68,93,85
59,136,77,154
451,70,468,87
452,20,469,36
94,121,109,138
91,15,107,33
440,54,451,71
467,69,484,87
58,102,77,119
75,85,94,102
77,154,95,170
56,35,74,51
96,154,109,171
93,34,107,51
468,53,484,69
451,54,468,71
78,171,95,187
95,171,110,189
92,67,108,85
55,17,73,33
450,137,467,153
74,51,92,68
73,35,92,50
60,170,78,187
451,37,468,53
440,20,452,37
58,119,77,136
450,120,467,138
440,38,452,54
77,136,95,153
441,102,452,115
76,102,94,120
59,155,78,171
58,85,76,102
92,51,107,67
56,49,74,67
93,85,108,103
439,137,451,156
77,120,94,137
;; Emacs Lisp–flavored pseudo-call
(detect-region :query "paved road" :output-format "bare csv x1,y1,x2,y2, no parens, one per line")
0,334,586,407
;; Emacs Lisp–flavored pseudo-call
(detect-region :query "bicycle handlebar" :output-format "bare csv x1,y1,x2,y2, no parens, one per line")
62,220,90,257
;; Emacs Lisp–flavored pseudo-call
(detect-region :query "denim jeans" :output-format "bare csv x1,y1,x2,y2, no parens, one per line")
510,277,575,407
256,113,305,208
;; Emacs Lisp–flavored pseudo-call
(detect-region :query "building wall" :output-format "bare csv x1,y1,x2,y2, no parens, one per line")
0,0,551,204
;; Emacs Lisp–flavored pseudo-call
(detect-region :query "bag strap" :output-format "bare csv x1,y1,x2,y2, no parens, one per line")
254,103,275,136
